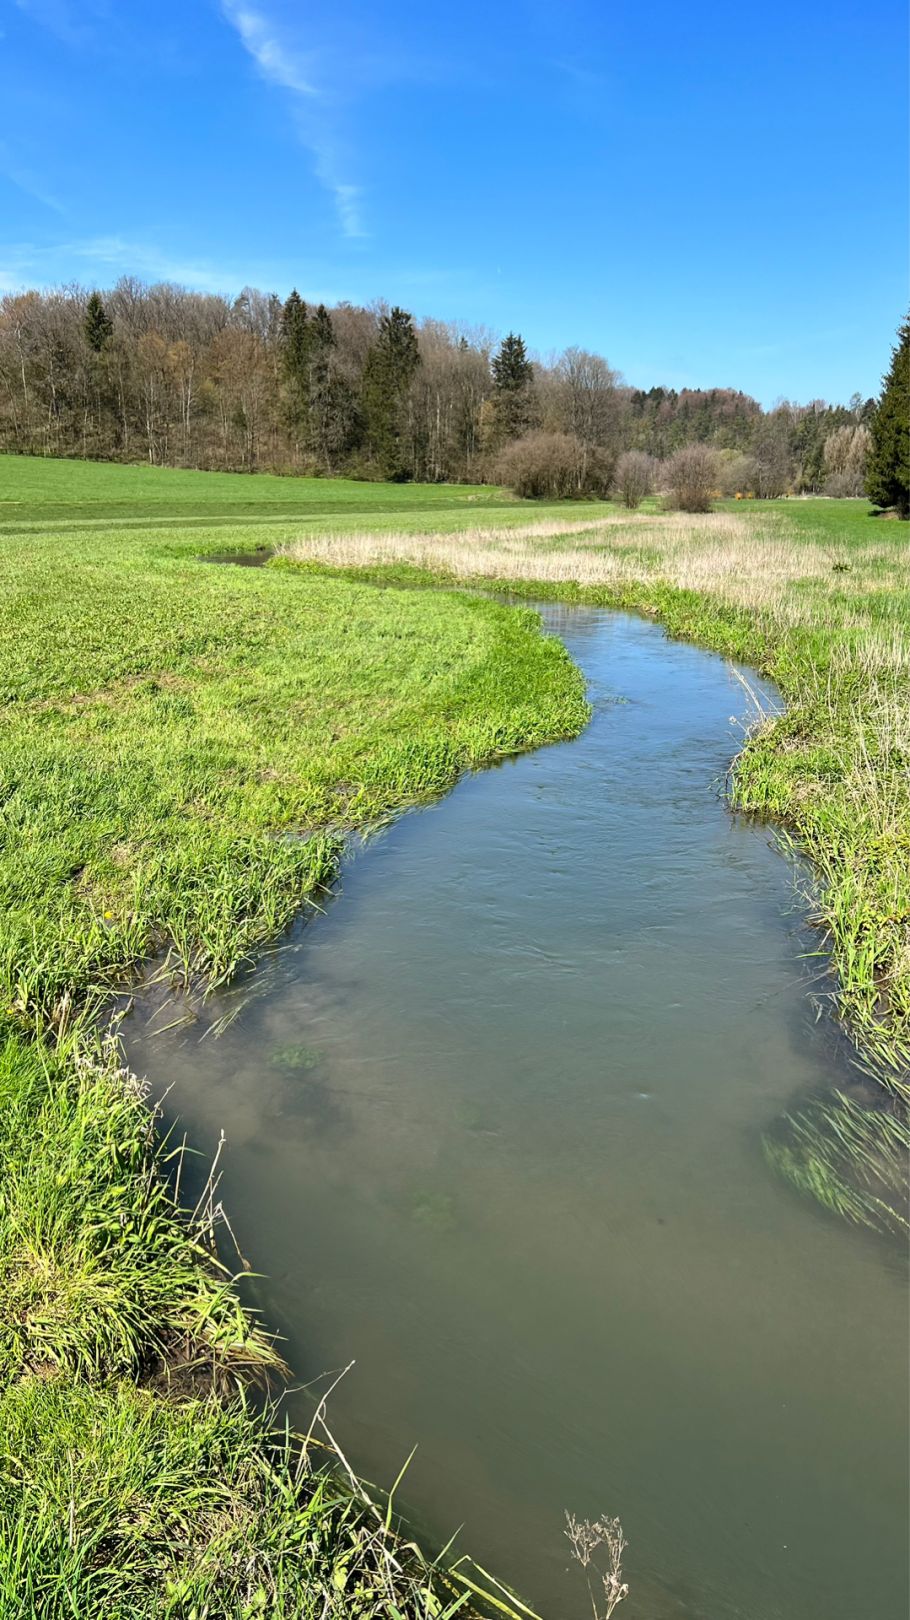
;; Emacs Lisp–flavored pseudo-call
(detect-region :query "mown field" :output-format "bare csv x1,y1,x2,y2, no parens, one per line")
0,452,907,1612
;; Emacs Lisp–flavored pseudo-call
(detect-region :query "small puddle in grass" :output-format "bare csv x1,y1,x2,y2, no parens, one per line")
125,603,909,1620
202,547,273,566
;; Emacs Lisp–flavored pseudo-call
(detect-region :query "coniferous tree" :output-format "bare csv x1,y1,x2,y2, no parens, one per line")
83,291,113,353
281,290,312,446
281,290,309,375
866,316,910,517
362,307,420,478
308,304,337,467
491,332,534,441
82,292,114,454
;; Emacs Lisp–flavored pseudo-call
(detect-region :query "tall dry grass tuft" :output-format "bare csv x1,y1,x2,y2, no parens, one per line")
278,507,900,627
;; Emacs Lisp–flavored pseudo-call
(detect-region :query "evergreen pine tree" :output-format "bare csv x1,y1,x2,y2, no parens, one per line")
491,332,534,441
308,304,337,466
281,291,310,383
83,291,113,353
311,303,335,355
492,332,533,392
282,289,319,449
362,307,420,478
866,316,910,517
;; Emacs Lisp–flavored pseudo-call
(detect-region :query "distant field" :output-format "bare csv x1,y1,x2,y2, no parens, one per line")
0,451,605,534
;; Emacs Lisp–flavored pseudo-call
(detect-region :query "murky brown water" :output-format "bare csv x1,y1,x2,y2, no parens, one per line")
126,605,908,1620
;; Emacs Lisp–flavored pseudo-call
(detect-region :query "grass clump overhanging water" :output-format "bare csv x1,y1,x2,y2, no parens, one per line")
0,454,596,1617
0,1373,503,1619
0,1024,278,1383
0,1019,534,1617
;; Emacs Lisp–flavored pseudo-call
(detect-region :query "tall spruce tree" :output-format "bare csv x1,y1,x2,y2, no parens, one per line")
308,304,337,466
281,290,309,374
83,291,113,353
866,316,909,517
281,290,312,443
362,307,420,478
491,332,534,441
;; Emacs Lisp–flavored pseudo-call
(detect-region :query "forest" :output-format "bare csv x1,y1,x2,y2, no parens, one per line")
0,280,877,498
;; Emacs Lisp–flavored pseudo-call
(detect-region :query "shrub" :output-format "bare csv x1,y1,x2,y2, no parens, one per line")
717,451,757,497
496,431,611,499
824,469,866,498
614,450,655,509
663,445,718,512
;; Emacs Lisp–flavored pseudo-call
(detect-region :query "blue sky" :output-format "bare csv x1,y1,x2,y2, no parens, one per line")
1,0,906,404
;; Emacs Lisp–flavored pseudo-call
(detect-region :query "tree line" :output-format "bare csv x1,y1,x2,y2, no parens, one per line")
0,278,895,503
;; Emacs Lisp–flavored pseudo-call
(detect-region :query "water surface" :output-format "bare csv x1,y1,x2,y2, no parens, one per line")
127,605,908,1620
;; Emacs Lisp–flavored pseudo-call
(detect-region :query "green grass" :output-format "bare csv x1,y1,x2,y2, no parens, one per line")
0,452,605,536
0,1372,508,1619
763,1091,908,1236
0,1024,537,1616
0,452,594,1616
0,461,587,1018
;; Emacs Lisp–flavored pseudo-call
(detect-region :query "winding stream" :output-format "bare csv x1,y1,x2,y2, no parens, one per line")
126,604,908,1620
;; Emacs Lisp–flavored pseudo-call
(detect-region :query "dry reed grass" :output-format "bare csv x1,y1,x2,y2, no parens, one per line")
278,508,903,632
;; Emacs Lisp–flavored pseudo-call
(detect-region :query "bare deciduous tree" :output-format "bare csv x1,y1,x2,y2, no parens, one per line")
823,424,871,496
614,449,655,508
553,347,622,454
664,444,718,512
496,430,612,498
752,408,794,497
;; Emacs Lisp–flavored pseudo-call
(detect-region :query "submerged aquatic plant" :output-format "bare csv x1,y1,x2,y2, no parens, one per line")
764,1092,910,1236
270,1042,323,1073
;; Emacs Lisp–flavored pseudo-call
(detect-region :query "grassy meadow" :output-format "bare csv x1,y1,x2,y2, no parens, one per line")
0,450,907,1609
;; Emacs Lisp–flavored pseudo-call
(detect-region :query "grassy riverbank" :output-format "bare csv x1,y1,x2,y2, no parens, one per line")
280,500,910,1084
0,453,589,1615
278,496,910,1232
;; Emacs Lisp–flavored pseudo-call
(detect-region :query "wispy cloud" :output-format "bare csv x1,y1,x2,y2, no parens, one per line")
0,235,258,296
0,144,66,215
220,1,366,239
222,4,317,95
13,0,96,47
65,235,254,293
